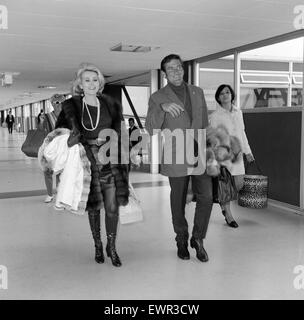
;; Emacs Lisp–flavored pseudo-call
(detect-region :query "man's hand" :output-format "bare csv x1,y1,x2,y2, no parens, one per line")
161,102,184,118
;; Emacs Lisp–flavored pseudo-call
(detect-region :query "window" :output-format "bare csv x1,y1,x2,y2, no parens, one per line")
241,72,290,84
240,37,303,108
199,55,234,111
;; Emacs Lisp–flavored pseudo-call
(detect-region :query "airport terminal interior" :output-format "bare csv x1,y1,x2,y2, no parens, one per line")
1,0,304,300
1,128,304,300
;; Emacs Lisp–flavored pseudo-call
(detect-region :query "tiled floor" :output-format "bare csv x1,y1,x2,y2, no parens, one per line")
0,127,304,300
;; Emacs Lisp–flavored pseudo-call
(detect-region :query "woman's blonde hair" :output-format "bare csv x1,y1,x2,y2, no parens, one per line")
71,62,105,96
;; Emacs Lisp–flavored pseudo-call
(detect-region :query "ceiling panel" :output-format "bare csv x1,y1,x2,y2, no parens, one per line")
0,0,301,109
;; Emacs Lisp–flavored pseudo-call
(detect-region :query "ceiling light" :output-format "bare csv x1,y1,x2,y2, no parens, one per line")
38,85,57,89
19,92,41,97
110,43,160,53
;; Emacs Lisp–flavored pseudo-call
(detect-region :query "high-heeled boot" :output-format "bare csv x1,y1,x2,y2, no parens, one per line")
106,233,122,267
88,212,105,264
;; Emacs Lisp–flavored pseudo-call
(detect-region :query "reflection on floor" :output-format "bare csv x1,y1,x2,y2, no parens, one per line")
0,127,304,300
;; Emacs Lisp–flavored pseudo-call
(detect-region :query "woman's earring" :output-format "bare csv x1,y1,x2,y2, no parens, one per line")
80,86,84,96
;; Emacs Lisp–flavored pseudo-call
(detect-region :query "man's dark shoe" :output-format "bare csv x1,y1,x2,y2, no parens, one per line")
190,237,209,262
177,242,190,260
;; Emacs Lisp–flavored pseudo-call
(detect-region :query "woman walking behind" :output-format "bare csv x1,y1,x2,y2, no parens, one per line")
209,84,254,228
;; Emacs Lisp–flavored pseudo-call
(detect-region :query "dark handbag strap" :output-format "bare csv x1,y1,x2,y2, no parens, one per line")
244,155,263,175
218,166,229,182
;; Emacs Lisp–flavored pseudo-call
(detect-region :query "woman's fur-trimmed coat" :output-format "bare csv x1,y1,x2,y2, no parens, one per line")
56,94,129,212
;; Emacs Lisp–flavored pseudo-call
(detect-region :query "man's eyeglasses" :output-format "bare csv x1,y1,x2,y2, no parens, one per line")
166,65,183,74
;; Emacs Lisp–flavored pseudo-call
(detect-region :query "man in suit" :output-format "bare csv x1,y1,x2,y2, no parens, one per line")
128,118,138,148
5,111,15,134
145,54,212,262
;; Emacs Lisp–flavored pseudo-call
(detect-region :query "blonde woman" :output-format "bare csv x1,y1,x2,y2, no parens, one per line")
57,63,129,266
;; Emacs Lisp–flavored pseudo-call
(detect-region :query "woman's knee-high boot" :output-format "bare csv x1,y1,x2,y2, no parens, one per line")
106,233,121,267
88,211,104,264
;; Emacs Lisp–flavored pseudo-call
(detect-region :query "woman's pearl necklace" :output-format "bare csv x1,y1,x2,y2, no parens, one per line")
81,97,100,131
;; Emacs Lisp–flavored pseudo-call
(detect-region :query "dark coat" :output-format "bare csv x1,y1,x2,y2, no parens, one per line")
146,83,209,177
129,125,140,148
56,95,129,212
6,114,14,125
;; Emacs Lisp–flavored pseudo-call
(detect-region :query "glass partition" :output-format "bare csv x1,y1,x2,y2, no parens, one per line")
23,104,30,132
240,37,303,109
45,100,53,113
122,86,150,168
122,86,149,128
15,106,22,132
199,55,234,111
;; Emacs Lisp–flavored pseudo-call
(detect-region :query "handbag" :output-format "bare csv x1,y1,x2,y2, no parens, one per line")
119,183,143,225
21,129,47,158
238,158,268,209
213,166,238,204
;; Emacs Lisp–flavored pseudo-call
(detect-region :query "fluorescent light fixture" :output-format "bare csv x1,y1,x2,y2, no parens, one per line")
38,85,57,89
19,92,41,97
110,43,160,53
